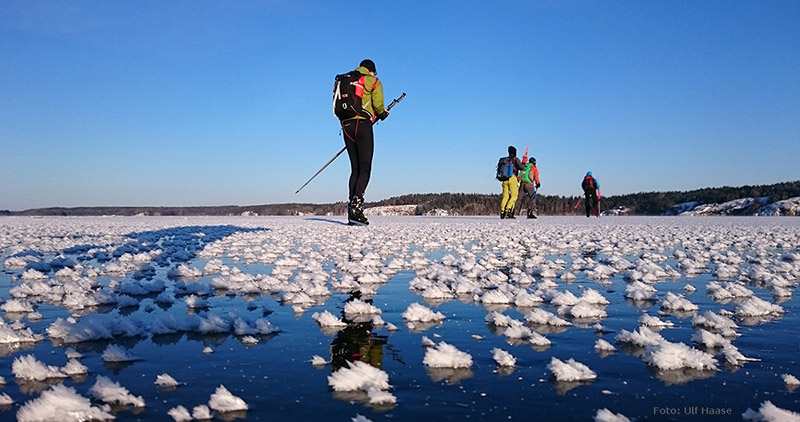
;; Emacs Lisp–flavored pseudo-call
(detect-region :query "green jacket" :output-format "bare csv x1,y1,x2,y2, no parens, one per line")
348,66,385,121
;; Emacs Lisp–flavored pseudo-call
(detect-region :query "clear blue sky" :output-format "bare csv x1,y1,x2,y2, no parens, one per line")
2,1,798,210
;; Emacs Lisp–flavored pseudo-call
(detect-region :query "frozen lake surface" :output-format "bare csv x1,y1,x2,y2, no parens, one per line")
0,216,799,421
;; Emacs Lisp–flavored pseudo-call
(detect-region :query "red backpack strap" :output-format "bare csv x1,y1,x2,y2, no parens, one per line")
354,76,365,98
359,75,378,90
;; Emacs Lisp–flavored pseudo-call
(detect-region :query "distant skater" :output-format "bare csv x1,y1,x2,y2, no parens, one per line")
516,157,540,218
582,171,600,217
496,146,525,219
335,59,389,226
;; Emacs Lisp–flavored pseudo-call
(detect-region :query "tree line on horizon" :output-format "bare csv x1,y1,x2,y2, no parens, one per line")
372,181,800,216
2,181,798,217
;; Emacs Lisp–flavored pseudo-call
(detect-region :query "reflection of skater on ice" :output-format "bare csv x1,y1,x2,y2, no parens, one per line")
330,292,387,371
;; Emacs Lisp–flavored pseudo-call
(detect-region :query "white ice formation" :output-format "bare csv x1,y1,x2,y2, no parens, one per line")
0,215,797,419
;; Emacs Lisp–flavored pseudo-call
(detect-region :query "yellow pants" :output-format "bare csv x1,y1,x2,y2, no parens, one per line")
500,179,519,212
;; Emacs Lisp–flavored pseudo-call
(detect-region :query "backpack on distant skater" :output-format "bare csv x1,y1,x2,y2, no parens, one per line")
496,156,514,181
332,70,366,120
520,162,534,184
582,175,596,191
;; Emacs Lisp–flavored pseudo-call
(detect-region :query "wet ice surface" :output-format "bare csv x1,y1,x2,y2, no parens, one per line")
1,216,799,421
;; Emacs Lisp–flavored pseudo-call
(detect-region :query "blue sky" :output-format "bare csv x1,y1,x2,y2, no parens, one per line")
2,1,798,210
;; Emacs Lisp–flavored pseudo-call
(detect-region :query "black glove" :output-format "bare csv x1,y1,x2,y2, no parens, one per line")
536,183,541,189
378,111,389,121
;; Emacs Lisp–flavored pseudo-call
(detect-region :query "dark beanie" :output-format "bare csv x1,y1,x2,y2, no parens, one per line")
508,146,517,156
360,59,376,73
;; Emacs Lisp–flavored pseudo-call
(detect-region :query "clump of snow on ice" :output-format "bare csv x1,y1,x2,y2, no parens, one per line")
192,404,212,419
524,308,572,326
21,269,49,281
735,296,784,317
742,400,800,421
155,373,180,387
328,360,396,405
691,328,729,347
64,348,83,359
594,408,631,422
423,341,473,368
62,359,88,376
581,288,611,305
549,290,580,306
402,302,445,322
363,384,397,405
4,256,29,269
624,281,657,301
328,360,391,392
706,281,753,301
2,299,35,313
639,313,674,329
344,299,382,316
101,344,138,362
45,317,112,343
503,321,533,339
660,292,699,312
167,264,202,278
782,374,800,385
692,310,740,337
168,405,192,421
16,384,114,422
89,375,146,407
691,329,758,365
501,319,551,346
312,310,347,327
643,340,718,371
0,323,44,344
12,354,66,381
567,300,608,319
240,335,258,345
478,289,514,304
492,348,516,367
595,339,616,352
615,326,665,347
208,385,248,412
0,392,13,405
486,311,516,327
255,318,279,334
185,294,209,309
548,357,597,382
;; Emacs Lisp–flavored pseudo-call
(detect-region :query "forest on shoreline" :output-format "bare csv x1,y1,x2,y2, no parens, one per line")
3,181,799,217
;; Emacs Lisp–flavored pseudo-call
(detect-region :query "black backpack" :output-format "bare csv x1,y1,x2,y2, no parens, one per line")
496,156,514,181
582,175,595,190
332,70,364,120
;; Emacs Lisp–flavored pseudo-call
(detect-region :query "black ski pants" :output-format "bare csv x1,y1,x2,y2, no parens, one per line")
342,118,374,199
584,189,599,217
